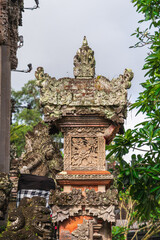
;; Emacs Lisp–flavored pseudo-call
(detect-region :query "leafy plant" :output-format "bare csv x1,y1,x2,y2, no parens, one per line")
112,226,126,240
107,0,160,224
11,80,43,157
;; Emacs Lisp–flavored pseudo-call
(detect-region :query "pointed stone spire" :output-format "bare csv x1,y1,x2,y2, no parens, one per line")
73,36,95,79
82,36,88,46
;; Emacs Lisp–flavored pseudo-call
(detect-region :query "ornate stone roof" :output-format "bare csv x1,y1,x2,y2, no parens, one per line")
35,38,133,124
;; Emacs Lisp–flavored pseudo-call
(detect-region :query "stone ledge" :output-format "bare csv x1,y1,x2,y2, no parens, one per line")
56,171,114,186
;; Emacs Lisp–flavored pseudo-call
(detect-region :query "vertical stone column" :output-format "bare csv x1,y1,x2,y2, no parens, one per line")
36,37,134,240
0,46,11,173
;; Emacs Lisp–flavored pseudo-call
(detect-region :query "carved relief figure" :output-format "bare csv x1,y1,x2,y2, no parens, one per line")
19,122,63,178
71,137,98,167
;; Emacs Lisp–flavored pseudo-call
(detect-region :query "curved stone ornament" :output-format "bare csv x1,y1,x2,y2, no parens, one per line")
0,197,52,240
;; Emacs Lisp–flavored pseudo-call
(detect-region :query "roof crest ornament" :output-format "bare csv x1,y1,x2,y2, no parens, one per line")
73,36,95,79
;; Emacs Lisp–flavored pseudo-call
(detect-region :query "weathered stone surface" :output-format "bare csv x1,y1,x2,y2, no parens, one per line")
9,158,19,202
63,127,108,171
0,172,12,219
73,36,95,79
49,188,118,207
19,122,63,178
0,46,11,173
0,0,23,69
49,188,118,223
0,197,52,240
34,38,131,239
72,219,90,239
35,67,133,123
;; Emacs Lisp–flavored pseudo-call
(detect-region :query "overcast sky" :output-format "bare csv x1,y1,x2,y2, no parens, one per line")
11,0,148,131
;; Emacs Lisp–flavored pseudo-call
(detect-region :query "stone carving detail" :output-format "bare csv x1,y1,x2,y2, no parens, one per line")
64,135,71,170
34,38,132,239
51,205,82,223
49,188,118,223
0,197,52,240
92,223,103,239
71,137,98,168
98,137,105,167
73,36,95,79
0,172,12,219
63,127,107,171
50,188,118,223
35,65,133,123
86,205,116,222
0,0,24,69
60,219,104,240
56,173,113,181
19,122,63,178
72,219,90,240
49,188,118,207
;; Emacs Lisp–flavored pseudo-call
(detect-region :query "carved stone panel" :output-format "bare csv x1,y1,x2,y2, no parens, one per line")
71,137,98,169
63,127,106,171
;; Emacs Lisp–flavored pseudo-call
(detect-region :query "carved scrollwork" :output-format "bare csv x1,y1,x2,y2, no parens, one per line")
49,188,118,207
49,188,84,206
0,197,52,240
85,189,118,206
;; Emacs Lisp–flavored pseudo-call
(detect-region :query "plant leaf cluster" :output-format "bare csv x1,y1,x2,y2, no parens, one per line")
107,0,160,221
11,80,43,157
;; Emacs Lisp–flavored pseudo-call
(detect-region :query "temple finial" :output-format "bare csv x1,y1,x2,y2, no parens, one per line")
73,37,95,79
82,36,88,46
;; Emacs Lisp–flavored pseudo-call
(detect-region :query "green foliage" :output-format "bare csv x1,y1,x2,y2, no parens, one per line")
10,124,33,157
11,80,43,157
11,80,43,126
132,0,160,27
112,226,126,240
107,0,160,221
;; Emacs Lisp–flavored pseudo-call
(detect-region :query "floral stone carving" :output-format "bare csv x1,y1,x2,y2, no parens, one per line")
19,122,63,178
49,188,118,223
49,188,118,207
0,197,52,240
0,172,12,219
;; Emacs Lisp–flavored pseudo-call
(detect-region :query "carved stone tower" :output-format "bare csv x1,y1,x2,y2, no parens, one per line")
36,37,133,240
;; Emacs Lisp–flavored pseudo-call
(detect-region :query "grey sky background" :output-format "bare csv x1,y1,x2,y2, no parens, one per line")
11,0,148,132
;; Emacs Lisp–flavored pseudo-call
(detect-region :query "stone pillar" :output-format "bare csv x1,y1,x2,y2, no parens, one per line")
0,0,23,172
0,46,11,173
36,36,134,240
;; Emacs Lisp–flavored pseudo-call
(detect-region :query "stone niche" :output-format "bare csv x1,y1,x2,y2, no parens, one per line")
35,36,133,240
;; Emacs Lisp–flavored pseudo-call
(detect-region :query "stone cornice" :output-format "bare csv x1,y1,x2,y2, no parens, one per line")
35,67,133,124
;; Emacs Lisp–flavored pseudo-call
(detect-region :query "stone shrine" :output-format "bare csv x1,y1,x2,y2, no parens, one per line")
36,37,133,239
